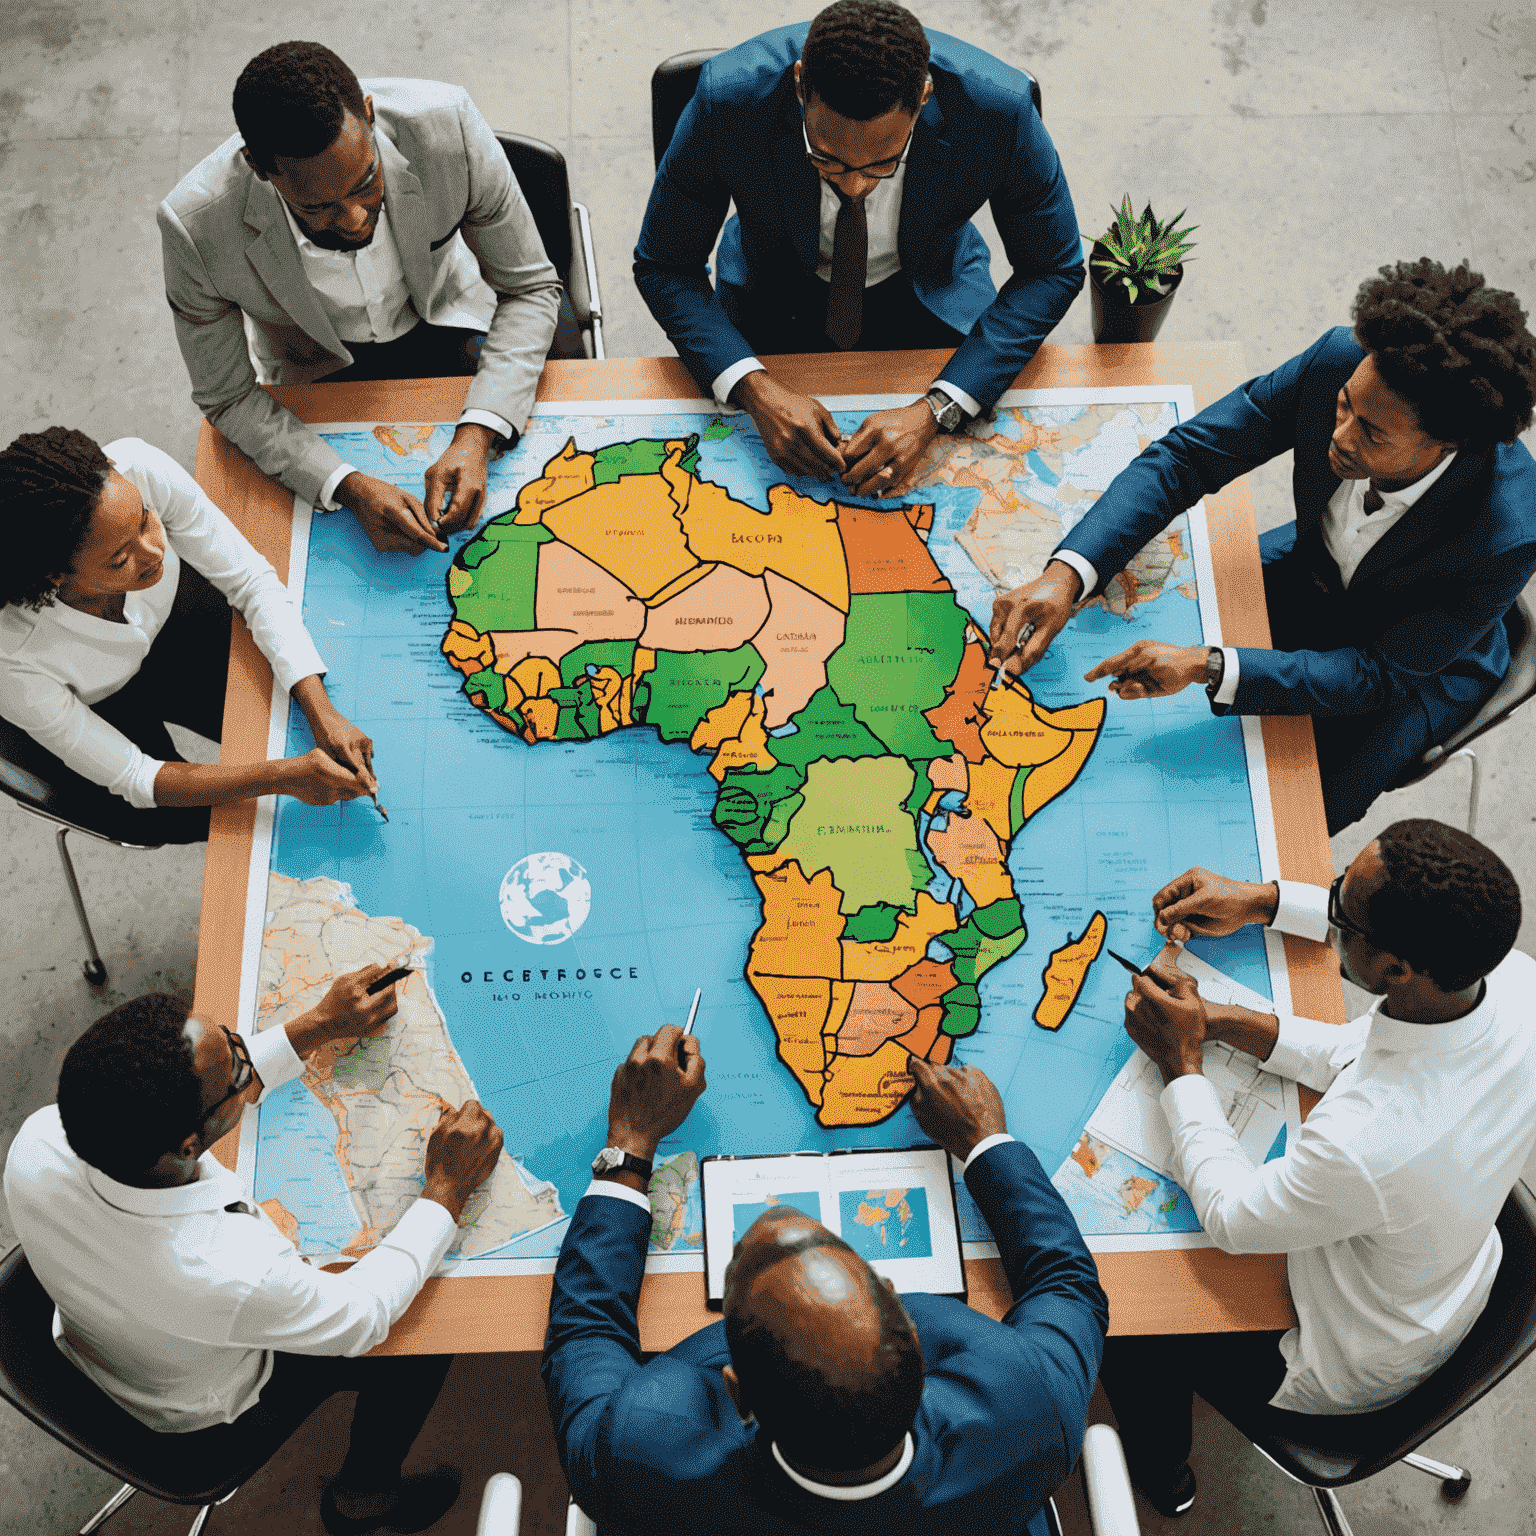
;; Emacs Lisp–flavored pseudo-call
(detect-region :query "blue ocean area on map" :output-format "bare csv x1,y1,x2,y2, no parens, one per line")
252,405,1282,1259
733,1193,824,1246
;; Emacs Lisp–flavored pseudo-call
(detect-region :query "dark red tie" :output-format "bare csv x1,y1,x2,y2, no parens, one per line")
824,190,868,350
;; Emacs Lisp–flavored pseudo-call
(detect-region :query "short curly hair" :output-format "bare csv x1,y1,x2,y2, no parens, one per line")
802,0,930,120
1352,259,1536,449
233,41,367,173
58,994,202,1183
1366,819,1521,992
0,427,112,610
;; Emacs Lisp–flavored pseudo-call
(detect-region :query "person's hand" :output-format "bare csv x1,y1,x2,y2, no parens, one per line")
1123,945,1208,1086
295,684,377,796
1153,868,1280,942
988,559,1082,682
606,1025,707,1161
907,1056,1007,1162
1084,640,1208,700
732,372,846,481
336,471,448,555
841,402,937,499
297,960,406,1047
279,747,373,806
423,422,498,537
423,1101,504,1223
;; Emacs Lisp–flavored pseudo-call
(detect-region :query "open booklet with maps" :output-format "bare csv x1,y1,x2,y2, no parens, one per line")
232,387,1294,1274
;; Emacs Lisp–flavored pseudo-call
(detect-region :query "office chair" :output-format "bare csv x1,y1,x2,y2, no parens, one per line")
650,51,1043,169
563,1421,1139,1535
0,1245,321,1534
1209,1181,1536,1536
477,1472,523,1534
0,718,161,988
493,133,604,360
1388,595,1536,837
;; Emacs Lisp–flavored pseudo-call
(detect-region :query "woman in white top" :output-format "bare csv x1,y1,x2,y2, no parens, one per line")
0,428,374,842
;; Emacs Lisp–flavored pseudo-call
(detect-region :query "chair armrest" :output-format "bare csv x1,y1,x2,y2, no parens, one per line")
566,1501,598,1536
1081,1424,1141,1536
476,1473,523,1536
568,203,603,359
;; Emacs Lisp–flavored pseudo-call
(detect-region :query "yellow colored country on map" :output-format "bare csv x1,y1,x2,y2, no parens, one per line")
1034,911,1107,1030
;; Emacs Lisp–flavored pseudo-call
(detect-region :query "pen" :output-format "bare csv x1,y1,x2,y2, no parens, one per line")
366,965,412,995
1106,949,1147,977
370,792,389,822
682,988,702,1036
990,622,1036,690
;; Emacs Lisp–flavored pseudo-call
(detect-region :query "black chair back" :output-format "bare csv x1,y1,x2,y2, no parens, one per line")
495,133,574,280
0,716,58,816
650,49,1042,169
1215,1181,1536,1486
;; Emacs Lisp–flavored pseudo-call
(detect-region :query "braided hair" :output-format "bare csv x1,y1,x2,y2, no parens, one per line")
1352,259,1536,449
0,427,112,610
233,41,367,173
1368,819,1521,992
802,0,931,120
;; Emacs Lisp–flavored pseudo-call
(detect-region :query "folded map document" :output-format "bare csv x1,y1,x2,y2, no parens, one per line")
1085,950,1302,1182
700,1145,964,1305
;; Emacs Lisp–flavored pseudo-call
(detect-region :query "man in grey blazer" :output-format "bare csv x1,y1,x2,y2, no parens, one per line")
159,42,562,554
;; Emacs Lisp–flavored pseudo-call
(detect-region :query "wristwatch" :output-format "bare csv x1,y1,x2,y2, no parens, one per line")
924,387,967,434
1204,646,1226,700
592,1146,654,1181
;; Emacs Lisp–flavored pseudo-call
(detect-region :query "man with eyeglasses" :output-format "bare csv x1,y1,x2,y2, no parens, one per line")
158,41,562,555
634,0,1082,498
4,968,505,1535
1083,821,1536,1518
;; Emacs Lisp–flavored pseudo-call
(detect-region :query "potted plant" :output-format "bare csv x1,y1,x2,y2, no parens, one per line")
1088,197,1198,343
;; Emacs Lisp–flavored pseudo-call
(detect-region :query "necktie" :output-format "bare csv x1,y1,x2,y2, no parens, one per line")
1363,486,1385,514
824,189,868,351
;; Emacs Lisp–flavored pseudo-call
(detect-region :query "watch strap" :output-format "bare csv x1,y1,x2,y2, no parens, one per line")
592,1146,654,1181
1204,646,1226,699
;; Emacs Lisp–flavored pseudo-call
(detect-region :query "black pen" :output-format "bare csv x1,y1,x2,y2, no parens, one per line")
1106,949,1148,977
366,965,413,995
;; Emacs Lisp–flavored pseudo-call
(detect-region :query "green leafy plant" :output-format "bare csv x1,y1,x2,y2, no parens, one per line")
1091,197,1198,304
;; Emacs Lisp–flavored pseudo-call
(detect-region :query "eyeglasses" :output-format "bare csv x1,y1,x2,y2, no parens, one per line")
196,1026,255,1133
1327,873,1376,944
799,107,915,180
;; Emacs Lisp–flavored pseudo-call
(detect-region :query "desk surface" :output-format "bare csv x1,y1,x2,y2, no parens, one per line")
198,344,1343,1351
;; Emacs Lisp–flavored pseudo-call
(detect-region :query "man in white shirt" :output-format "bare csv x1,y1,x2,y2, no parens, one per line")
4,971,503,1535
1094,819,1534,1518
634,1,1082,500
159,41,562,555
987,258,1536,832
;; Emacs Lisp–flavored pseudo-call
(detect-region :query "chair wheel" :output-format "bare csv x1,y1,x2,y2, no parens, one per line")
1441,1475,1472,1502
82,960,107,987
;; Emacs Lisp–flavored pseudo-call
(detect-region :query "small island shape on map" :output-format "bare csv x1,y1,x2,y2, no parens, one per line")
439,435,1105,1127
1033,911,1107,1031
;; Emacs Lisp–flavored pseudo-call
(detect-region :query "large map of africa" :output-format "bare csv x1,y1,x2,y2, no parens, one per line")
241,391,1286,1270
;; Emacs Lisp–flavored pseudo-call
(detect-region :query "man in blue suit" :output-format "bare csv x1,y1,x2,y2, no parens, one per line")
541,1026,1108,1536
988,259,1536,833
634,0,1082,501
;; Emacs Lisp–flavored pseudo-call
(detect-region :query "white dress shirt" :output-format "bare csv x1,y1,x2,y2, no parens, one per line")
2,1023,458,1432
1159,881,1536,1413
1050,451,1457,708
277,195,515,509
0,438,327,808
710,148,980,421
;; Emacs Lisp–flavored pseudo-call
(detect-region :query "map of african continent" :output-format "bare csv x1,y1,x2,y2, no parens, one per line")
438,437,1105,1125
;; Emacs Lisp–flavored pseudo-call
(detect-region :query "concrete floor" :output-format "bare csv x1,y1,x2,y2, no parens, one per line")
4,0,1536,1532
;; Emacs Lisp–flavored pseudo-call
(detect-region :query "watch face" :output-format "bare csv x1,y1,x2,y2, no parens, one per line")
592,1147,622,1174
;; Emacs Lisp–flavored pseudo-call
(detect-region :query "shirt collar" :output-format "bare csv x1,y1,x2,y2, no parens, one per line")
771,1434,914,1500
1364,971,1496,1057
1357,449,1457,514
84,1151,247,1217
279,192,389,256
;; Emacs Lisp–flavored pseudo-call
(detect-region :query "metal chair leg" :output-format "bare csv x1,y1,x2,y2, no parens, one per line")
185,1504,215,1535
1449,747,1480,837
1310,1485,1357,1536
55,826,107,987
1401,1449,1472,1500
78,1482,136,1534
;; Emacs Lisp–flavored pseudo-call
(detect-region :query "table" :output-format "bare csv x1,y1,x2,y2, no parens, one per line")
199,343,1345,1352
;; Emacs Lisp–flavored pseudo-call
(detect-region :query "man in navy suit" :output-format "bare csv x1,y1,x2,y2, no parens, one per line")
634,0,1082,501
988,260,1536,832
541,1027,1108,1536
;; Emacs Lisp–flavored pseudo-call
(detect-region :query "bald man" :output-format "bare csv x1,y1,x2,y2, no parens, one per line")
540,1031,1108,1536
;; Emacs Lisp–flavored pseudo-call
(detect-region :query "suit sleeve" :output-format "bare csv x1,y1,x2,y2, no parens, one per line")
453,92,563,437
632,71,755,395
540,1190,653,1503
937,99,1084,410
156,201,347,508
1056,332,1340,589
964,1139,1108,1453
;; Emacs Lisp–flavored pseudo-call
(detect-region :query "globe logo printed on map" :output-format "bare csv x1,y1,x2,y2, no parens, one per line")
499,853,592,945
